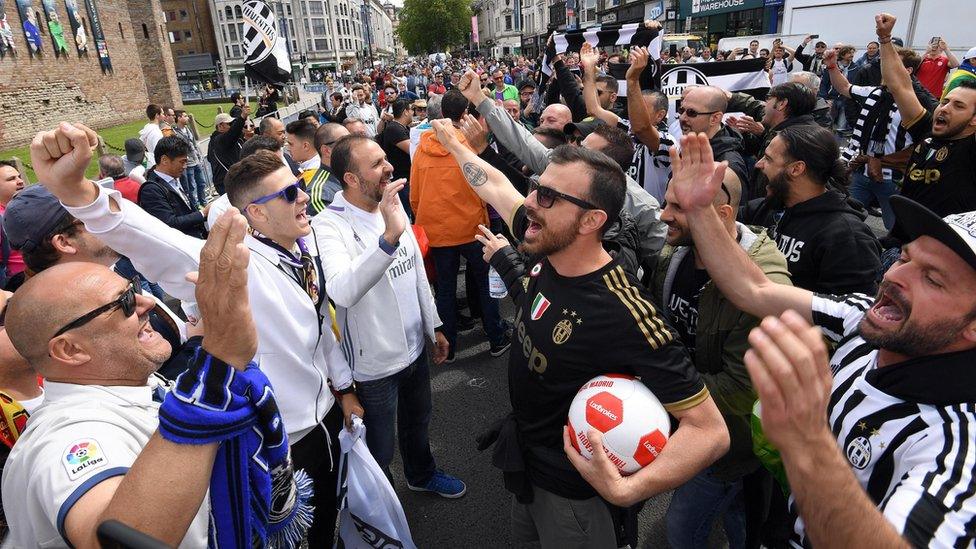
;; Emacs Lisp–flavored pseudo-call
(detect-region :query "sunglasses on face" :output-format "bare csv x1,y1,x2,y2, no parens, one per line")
677,106,718,118
529,180,599,210
53,277,139,338
250,180,302,206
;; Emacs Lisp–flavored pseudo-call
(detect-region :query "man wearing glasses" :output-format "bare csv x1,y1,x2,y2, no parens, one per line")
32,122,360,547
491,69,518,102
430,119,728,546
653,169,792,548
677,86,750,196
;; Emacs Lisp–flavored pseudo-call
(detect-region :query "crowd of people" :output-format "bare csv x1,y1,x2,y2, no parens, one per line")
0,9,974,549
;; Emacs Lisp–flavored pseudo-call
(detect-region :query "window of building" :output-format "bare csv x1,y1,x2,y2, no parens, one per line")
311,18,326,35
225,45,230,57
234,5,242,18
222,26,227,41
169,31,180,42
184,30,192,39
118,21,123,38
141,23,148,39
309,2,324,15
292,39,298,51
314,38,327,50
228,24,237,41
180,9,188,20
168,10,177,21
286,4,291,15
232,44,240,57
505,15,511,30
225,6,232,19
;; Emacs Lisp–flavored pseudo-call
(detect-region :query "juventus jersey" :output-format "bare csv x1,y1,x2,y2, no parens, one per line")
791,294,976,547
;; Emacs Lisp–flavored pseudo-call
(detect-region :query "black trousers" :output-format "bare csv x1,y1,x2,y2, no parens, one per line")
290,403,343,547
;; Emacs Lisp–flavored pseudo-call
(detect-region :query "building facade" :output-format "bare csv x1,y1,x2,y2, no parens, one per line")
0,0,181,148
473,0,523,58
161,0,221,99
210,0,395,89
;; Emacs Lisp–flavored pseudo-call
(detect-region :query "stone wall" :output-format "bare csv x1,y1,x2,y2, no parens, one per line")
0,0,182,148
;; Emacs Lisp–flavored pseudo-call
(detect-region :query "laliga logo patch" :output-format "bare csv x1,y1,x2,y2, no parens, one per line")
63,439,108,480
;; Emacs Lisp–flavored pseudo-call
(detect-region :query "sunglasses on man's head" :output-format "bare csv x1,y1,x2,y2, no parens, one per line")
250,180,302,206
53,277,139,338
529,180,599,210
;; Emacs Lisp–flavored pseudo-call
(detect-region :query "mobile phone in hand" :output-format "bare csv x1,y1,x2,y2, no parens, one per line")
930,36,941,46
810,34,819,39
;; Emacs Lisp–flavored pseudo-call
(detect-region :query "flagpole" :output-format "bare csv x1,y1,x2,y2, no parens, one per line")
244,75,250,108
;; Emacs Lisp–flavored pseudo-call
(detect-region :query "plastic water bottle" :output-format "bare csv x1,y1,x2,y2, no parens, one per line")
488,266,507,298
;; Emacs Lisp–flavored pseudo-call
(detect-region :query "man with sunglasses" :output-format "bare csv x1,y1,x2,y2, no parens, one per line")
678,86,750,196
305,123,350,216
491,70,518,102
430,119,728,546
32,122,359,546
0,210,283,548
653,168,792,548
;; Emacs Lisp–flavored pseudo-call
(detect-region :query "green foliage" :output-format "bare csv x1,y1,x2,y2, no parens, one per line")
396,0,471,54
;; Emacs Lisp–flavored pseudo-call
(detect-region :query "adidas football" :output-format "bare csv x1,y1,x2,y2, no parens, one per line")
567,374,671,475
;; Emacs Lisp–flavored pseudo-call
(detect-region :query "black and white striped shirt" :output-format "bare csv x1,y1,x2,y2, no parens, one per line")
790,294,976,547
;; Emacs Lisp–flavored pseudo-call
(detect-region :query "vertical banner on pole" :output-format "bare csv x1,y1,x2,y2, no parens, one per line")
471,15,479,45
62,0,87,55
83,0,111,72
0,0,17,57
14,0,42,56
40,0,68,56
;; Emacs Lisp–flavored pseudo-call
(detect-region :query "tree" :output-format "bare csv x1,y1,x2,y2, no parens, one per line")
396,0,470,54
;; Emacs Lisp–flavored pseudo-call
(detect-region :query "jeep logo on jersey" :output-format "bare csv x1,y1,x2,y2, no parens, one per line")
351,512,405,548
660,65,709,101
846,436,872,470
586,392,623,432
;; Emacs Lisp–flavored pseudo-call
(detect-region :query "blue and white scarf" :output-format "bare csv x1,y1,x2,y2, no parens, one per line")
158,350,313,548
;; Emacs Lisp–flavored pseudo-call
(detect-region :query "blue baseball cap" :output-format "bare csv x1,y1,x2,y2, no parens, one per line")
3,185,71,253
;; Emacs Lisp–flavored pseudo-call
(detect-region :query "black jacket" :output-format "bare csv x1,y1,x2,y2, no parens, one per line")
207,115,246,191
711,125,750,198
138,170,208,239
742,190,881,295
543,60,587,122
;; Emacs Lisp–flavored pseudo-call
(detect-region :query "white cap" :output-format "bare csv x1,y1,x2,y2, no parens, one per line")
965,47,976,61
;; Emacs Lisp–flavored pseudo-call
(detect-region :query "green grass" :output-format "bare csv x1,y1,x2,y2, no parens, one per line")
1,102,258,181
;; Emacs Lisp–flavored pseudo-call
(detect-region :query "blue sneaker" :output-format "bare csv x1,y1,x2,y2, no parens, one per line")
407,470,467,499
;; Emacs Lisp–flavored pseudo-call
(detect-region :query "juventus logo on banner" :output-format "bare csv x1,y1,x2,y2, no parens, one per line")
242,0,292,86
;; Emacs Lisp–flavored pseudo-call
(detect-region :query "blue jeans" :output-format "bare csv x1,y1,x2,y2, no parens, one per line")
356,350,436,486
666,466,747,549
431,241,506,351
181,165,208,208
850,171,897,230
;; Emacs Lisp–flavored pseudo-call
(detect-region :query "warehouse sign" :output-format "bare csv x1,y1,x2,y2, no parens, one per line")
680,0,764,17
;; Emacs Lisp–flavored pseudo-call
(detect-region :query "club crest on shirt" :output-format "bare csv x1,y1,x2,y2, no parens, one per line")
846,436,872,470
935,146,949,162
553,319,573,344
63,439,108,480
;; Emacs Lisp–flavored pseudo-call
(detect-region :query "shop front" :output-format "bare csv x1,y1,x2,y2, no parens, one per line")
678,0,777,48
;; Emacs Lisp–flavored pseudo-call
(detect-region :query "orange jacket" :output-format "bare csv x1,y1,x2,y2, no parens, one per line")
409,129,487,247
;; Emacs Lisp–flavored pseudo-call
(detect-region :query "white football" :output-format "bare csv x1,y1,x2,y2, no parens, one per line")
567,374,671,475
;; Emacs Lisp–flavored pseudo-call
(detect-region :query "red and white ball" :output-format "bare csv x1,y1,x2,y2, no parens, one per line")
567,374,671,475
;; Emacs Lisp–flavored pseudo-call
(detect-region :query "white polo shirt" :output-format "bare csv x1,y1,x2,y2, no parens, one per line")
1,377,209,548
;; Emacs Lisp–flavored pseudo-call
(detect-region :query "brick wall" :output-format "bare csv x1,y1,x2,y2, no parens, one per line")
0,0,182,148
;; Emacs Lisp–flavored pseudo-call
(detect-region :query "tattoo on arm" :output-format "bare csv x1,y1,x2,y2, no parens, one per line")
462,162,488,187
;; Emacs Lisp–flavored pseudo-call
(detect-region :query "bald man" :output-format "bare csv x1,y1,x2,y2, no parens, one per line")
1,211,274,548
538,103,572,131
678,86,749,194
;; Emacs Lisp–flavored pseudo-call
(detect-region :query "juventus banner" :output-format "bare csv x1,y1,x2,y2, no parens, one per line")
538,23,662,92
242,0,292,86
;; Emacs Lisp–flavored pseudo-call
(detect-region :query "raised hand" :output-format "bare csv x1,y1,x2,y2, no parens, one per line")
459,69,487,107
431,118,460,150
196,209,256,370
626,47,649,80
380,178,407,246
31,122,99,204
822,48,838,66
744,310,833,452
474,223,511,264
667,133,728,212
580,42,600,71
875,12,896,38
458,113,488,154
726,114,765,136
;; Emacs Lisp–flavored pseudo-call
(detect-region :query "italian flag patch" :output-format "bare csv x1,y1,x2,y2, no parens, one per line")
530,293,551,321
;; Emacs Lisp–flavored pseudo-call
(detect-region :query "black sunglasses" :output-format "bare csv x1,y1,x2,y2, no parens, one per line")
677,106,719,118
53,278,138,338
250,180,302,206
529,180,599,210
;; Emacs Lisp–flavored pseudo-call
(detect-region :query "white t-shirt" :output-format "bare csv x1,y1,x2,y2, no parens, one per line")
345,202,425,365
770,58,792,86
1,378,210,548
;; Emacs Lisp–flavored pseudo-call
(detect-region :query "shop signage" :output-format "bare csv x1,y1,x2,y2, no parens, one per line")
680,0,765,18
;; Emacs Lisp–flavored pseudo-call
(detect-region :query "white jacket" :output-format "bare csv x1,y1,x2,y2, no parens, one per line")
312,191,441,382
64,184,353,442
